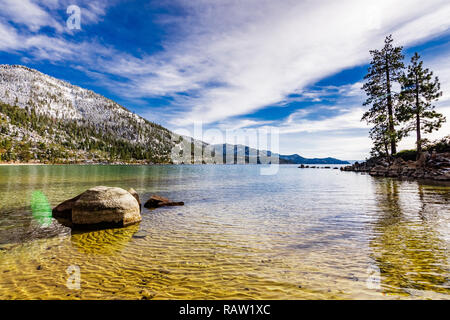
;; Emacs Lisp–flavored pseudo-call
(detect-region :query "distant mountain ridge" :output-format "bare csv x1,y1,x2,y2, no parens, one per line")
278,154,349,164
210,144,349,164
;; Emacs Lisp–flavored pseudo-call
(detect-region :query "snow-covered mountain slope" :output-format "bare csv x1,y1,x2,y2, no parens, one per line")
0,65,180,163
0,65,166,143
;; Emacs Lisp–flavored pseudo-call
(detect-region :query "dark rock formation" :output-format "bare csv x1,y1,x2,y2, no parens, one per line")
144,195,184,209
341,152,450,181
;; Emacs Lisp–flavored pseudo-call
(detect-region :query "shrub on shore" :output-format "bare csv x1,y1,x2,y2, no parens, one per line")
393,135,450,161
424,135,450,153
394,149,417,161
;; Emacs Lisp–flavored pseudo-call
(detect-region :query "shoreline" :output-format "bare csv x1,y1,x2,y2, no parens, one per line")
0,162,167,166
0,162,349,166
341,151,450,182
0,163,47,166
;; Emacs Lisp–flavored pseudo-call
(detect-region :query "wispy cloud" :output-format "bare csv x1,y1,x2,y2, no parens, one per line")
278,107,368,134
1,0,449,125
0,0,62,32
93,0,450,125
0,0,109,34
0,20,21,51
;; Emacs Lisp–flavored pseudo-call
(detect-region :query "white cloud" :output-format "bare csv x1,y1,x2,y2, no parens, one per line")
216,119,273,132
0,0,109,34
277,107,368,134
1,0,448,126
429,53,450,104
0,21,112,63
0,21,21,50
278,132,372,160
68,0,108,25
0,0,62,32
89,0,450,126
394,4,450,46
277,81,365,106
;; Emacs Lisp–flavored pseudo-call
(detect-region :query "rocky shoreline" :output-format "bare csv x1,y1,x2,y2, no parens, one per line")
341,151,450,181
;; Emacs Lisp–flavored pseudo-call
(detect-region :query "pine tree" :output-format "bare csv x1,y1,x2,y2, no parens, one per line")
362,35,405,156
368,121,391,158
398,53,446,156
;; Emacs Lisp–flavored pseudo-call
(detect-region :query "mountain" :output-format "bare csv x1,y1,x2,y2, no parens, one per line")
209,144,349,164
0,65,182,163
278,154,349,164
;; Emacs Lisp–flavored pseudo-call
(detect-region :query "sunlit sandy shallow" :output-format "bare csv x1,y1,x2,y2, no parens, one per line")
0,165,449,299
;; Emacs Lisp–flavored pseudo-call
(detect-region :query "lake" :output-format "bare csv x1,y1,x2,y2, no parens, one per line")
0,164,449,299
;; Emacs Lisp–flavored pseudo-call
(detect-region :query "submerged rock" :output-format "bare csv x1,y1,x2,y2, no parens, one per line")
0,218,71,246
53,186,141,230
144,195,184,209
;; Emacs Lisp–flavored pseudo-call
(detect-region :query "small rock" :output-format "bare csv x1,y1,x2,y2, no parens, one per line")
132,232,146,239
144,195,184,209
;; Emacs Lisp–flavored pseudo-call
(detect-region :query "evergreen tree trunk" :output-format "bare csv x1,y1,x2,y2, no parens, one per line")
415,78,422,157
416,112,421,156
385,55,397,155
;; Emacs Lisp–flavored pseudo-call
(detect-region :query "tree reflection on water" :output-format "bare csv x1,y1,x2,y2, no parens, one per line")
370,178,449,296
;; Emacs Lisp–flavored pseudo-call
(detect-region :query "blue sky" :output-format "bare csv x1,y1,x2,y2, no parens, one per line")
0,0,449,159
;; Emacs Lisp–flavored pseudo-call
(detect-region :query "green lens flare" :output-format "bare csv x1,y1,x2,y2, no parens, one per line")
31,191,52,227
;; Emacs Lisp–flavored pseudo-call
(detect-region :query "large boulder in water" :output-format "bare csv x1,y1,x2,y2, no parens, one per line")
53,186,141,229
